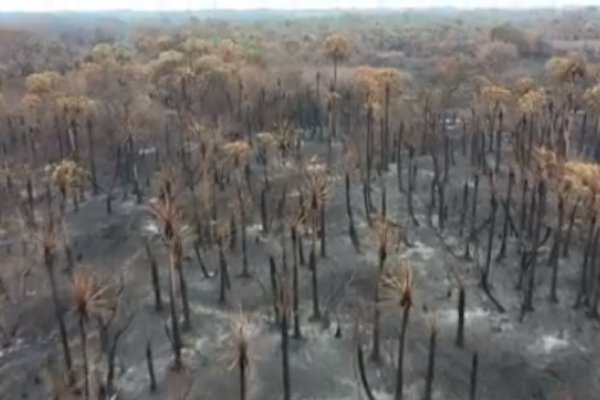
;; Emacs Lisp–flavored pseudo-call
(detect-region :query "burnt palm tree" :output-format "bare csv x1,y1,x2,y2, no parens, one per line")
71,266,116,399
324,33,350,90
287,201,306,339
324,33,351,139
278,276,292,400
381,258,414,400
423,314,438,400
344,138,361,252
45,159,87,215
225,310,255,400
305,163,329,320
224,140,252,277
237,191,253,277
215,218,232,305
149,172,188,368
256,133,276,234
35,220,74,384
370,216,396,363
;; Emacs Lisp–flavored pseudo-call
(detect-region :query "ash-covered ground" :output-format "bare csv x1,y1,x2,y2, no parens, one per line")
1,138,598,400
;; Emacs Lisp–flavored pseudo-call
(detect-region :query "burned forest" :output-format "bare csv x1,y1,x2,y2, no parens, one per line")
1,6,600,400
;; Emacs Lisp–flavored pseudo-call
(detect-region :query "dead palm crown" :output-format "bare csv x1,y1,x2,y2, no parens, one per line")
148,165,192,358
304,163,329,213
532,147,560,182
222,309,259,400
371,216,400,258
71,265,118,399
546,52,587,86
224,309,256,371
224,140,251,172
285,199,307,232
45,160,88,192
381,257,414,311
32,218,61,266
45,159,88,213
72,266,117,323
213,215,232,245
150,165,187,245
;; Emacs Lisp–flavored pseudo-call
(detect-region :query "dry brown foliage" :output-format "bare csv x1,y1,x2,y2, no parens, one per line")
380,257,414,311
324,33,351,62
71,266,118,322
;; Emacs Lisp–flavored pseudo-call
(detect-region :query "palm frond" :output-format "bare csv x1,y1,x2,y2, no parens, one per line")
380,257,414,310
222,308,259,372
72,265,118,322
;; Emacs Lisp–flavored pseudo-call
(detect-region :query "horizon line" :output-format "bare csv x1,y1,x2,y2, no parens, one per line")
0,5,596,13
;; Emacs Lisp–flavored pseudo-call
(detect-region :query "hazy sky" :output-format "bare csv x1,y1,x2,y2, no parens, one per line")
0,0,596,12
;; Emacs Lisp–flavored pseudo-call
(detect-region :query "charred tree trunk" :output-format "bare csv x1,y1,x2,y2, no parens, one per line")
106,194,113,215
278,183,288,225
497,170,514,261
261,178,270,234
371,243,387,364
345,171,360,252
167,262,182,369
269,256,280,323
563,199,579,258
365,105,374,214
549,195,564,303
422,326,437,400
526,180,537,238
357,344,376,400
494,111,503,173
469,352,478,400
309,229,321,320
465,173,479,259
45,252,74,384
363,182,372,227
127,134,142,205
575,216,596,308
407,146,419,227
397,124,404,192
456,286,465,347
176,260,191,331
578,111,587,156
291,227,302,339
443,131,450,183
146,243,163,312
26,177,34,218
437,171,445,231
523,181,546,313
218,241,230,305
316,73,323,140
79,315,89,400
320,202,327,258
381,184,387,218
193,240,211,279
281,303,291,400
240,211,249,277
146,341,157,392
394,305,411,400
298,232,306,265
483,194,498,286
230,214,237,251
586,229,600,315
105,321,130,397
519,177,529,234
239,349,247,400
87,118,98,195
382,84,390,171
459,181,469,237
